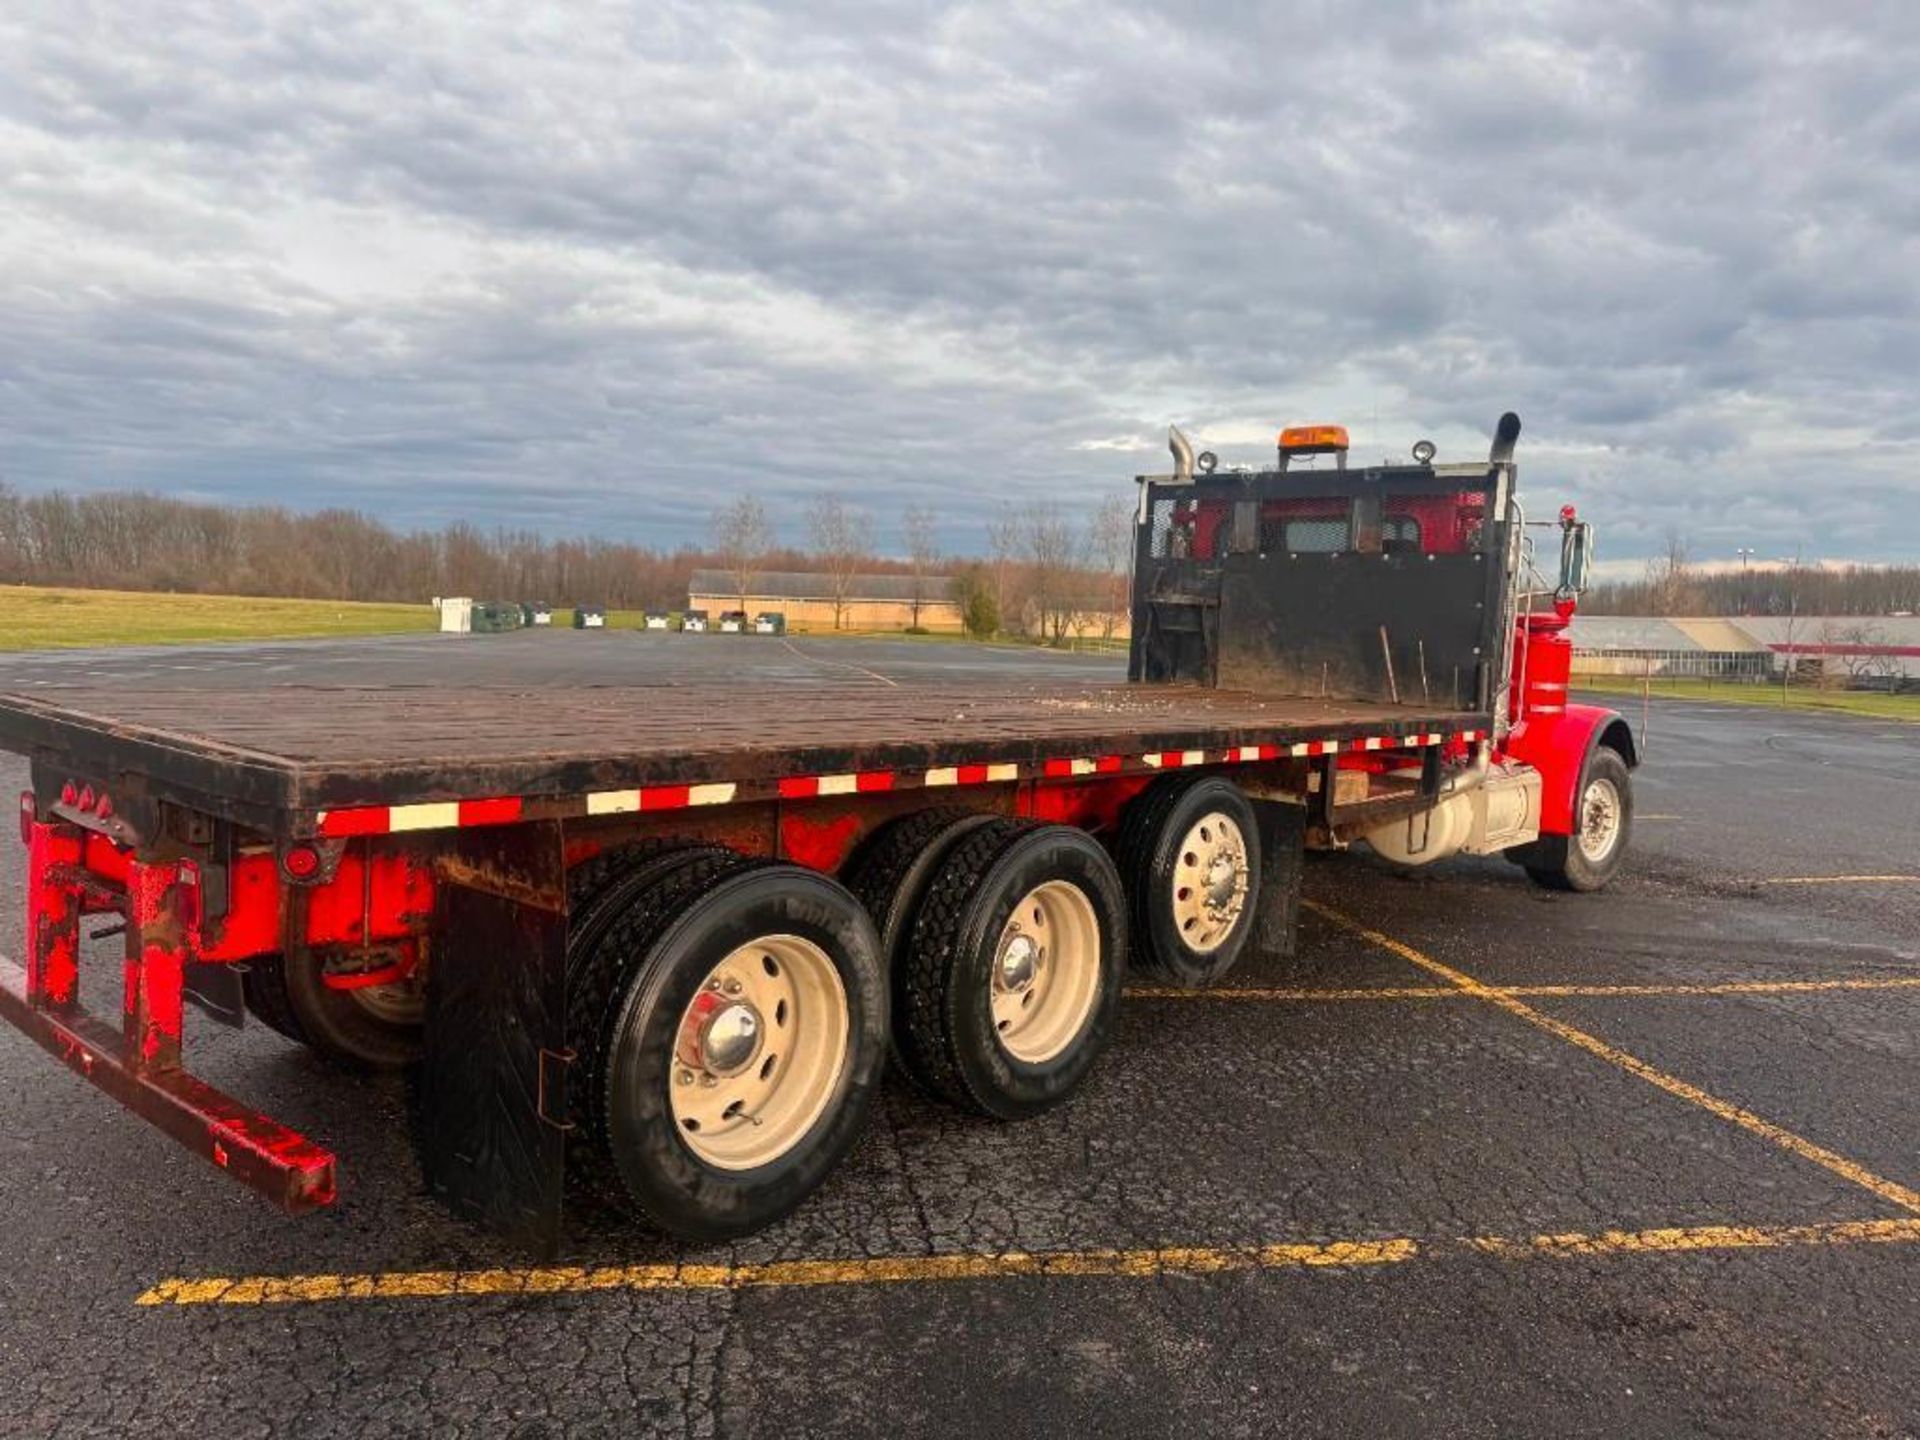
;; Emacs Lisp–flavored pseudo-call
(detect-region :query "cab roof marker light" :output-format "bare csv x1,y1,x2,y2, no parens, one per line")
1278,425,1351,453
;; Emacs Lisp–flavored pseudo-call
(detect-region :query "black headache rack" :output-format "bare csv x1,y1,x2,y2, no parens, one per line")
1130,445,1514,710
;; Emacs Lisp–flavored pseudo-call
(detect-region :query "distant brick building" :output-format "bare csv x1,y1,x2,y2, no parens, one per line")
688,570,962,633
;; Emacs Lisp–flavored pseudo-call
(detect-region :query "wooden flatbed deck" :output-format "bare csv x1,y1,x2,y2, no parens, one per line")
0,683,1490,833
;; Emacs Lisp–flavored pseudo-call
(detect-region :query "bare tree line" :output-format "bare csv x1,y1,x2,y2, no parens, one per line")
0,482,882,609
0,482,1135,638
1581,534,1920,618
10,482,1910,631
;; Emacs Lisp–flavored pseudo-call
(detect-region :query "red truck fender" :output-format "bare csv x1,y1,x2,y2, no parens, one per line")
1500,702,1638,837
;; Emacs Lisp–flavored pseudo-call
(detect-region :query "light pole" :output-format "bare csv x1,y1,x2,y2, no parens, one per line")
1735,547,1755,616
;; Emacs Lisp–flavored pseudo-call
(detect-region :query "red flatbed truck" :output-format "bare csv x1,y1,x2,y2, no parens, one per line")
0,413,1636,1246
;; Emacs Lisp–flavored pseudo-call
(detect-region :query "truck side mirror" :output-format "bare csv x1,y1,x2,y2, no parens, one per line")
1558,521,1593,596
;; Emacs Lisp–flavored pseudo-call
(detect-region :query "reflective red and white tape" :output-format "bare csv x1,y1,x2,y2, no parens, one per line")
314,728,1486,838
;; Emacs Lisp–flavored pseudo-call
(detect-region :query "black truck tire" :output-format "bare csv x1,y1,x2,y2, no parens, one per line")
1517,747,1634,893
842,807,1001,966
240,946,424,1071
1115,775,1263,987
568,854,887,1241
897,820,1126,1119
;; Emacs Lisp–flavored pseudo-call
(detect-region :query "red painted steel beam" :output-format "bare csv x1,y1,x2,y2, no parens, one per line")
123,856,186,1072
0,956,337,1213
25,820,82,1010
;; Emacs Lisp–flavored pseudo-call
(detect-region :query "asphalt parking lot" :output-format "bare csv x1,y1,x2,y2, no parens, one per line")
2,633,1917,1438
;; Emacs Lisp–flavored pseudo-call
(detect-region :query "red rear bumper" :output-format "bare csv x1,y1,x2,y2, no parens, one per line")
0,956,335,1211
3,816,336,1213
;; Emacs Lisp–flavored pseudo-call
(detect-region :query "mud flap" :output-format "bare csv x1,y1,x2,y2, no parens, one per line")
416,821,570,1255
1250,798,1306,959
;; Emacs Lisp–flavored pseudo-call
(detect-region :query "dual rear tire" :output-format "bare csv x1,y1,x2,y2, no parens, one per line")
557,778,1265,1240
1115,776,1263,987
848,814,1128,1119
567,820,1132,1239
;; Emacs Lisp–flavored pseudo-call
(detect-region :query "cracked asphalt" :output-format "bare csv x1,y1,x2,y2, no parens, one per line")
1,633,1917,1438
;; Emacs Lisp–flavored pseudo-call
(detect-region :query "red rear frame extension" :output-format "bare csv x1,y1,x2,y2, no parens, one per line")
0,817,336,1213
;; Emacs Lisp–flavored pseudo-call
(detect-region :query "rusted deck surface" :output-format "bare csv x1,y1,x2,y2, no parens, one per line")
0,683,1488,821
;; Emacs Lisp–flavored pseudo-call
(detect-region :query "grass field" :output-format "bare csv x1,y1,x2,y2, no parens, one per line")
0,588,1113,651
4,585,436,650
1576,673,1920,722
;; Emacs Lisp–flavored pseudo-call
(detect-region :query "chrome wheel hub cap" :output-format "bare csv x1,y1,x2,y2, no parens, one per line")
991,882,1102,1065
667,936,850,1171
1171,813,1251,954
1578,777,1623,863
685,996,763,1077
997,931,1041,994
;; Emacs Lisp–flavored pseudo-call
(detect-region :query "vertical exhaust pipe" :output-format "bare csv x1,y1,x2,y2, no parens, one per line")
1169,425,1196,481
1489,412,1522,466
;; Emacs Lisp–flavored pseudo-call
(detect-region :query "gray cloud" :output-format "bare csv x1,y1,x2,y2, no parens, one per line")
2,0,1916,562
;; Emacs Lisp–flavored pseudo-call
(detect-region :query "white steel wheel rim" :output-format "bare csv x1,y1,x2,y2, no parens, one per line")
669,934,849,1171
991,881,1102,1065
324,951,426,1026
346,981,425,1026
1577,777,1623,863
1170,812,1251,955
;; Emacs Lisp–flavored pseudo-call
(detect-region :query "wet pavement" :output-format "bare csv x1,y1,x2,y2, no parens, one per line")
0,637,1915,1438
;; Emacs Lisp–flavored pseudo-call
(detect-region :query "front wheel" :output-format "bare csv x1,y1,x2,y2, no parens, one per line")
1516,747,1633,892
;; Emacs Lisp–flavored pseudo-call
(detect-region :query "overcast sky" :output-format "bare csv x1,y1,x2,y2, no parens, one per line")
3,1,1916,563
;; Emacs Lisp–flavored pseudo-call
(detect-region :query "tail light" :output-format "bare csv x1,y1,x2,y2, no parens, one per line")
281,843,323,882
18,791,34,846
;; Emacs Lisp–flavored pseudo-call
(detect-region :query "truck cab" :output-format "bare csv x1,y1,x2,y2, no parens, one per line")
1132,414,1633,889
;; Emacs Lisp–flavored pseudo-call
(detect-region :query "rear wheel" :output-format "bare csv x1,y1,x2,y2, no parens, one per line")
568,854,887,1241
1116,775,1262,986
843,807,1000,966
896,820,1126,1118
1518,748,1633,892
241,945,424,1070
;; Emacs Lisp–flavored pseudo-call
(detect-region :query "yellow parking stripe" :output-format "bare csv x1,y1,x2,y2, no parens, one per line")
1125,977,1920,1003
136,1239,1418,1307
135,1218,1920,1308
1304,901,1920,1217
1125,985,1455,1002
1755,875,1920,886
1467,1217,1920,1259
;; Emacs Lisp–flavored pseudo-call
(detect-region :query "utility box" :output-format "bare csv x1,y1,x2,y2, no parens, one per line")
471,601,524,634
438,597,474,634
574,606,608,630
